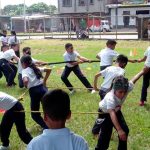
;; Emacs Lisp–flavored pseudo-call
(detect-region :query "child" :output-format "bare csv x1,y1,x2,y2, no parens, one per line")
0,30,8,46
92,54,128,135
95,70,144,150
96,40,136,71
21,55,51,129
137,46,150,106
0,45,19,86
27,89,89,150
61,43,93,94
96,39,119,71
18,47,48,88
0,91,32,150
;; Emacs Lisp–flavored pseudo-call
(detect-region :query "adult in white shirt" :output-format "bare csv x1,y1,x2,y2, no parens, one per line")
95,71,144,150
61,43,93,94
0,45,19,86
27,89,89,150
92,54,128,135
8,30,20,57
0,92,32,150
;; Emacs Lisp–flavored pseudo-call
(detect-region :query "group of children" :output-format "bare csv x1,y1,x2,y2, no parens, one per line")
0,38,150,150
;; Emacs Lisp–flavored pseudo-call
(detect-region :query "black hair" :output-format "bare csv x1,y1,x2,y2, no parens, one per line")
112,76,129,91
106,39,117,46
65,43,73,49
1,45,9,51
11,30,17,42
20,55,43,79
22,47,31,55
116,54,128,65
42,89,71,121
10,43,17,48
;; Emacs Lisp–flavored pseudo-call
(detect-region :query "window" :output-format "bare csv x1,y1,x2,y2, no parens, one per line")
63,0,72,7
90,0,94,5
79,0,86,6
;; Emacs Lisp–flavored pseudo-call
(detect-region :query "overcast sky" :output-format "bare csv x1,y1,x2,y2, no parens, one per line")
0,0,58,8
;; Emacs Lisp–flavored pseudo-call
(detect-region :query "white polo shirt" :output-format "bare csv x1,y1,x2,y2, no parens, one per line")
27,128,89,150
99,81,134,113
22,67,44,89
2,49,17,61
8,36,20,44
100,66,125,90
63,51,80,67
0,92,18,110
0,36,8,45
18,58,38,74
144,46,150,67
0,51,4,59
97,48,119,66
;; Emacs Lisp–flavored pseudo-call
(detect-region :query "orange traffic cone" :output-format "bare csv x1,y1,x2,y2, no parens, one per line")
133,48,137,56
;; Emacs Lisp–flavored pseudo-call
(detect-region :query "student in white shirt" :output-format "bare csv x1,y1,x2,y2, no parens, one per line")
137,46,150,106
0,30,8,46
92,54,128,135
0,92,32,150
61,43,93,94
21,55,51,129
18,47,48,88
0,45,19,86
27,89,89,150
8,30,20,57
95,71,144,150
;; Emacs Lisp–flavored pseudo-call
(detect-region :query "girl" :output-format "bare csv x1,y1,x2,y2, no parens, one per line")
95,70,144,150
0,92,32,150
0,30,8,46
21,55,51,129
8,30,20,57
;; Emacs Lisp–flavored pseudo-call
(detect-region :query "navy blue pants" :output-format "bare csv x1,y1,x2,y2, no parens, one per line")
95,110,129,150
29,84,48,129
0,102,32,146
140,70,150,102
61,65,93,91
0,59,17,86
18,73,24,88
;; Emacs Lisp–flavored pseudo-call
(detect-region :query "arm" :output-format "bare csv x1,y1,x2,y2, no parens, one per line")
22,77,29,88
137,56,147,63
108,109,127,141
13,55,20,62
78,55,90,62
43,68,52,87
93,73,101,91
96,55,100,60
128,59,137,63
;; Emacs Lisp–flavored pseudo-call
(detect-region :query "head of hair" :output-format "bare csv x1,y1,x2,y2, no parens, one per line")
65,43,73,50
1,44,9,51
112,76,129,92
116,54,128,64
20,55,43,79
10,43,17,48
106,39,117,46
42,89,71,121
23,47,31,55
2,30,7,34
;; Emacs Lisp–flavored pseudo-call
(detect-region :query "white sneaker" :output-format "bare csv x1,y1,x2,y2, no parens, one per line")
0,145,10,150
69,90,76,95
91,89,96,94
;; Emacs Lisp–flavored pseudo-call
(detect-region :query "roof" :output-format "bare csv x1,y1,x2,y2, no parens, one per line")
11,15,50,20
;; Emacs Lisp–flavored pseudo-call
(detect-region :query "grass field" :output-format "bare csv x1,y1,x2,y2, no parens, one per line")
0,39,150,150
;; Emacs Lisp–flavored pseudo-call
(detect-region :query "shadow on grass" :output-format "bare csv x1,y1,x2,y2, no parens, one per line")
144,103,150,112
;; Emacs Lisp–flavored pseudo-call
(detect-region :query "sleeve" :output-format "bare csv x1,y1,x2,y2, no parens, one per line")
32,58,38,63
100,68,108,77
144,48,149,57
112,50,119,58
74,51,80,57
128,81,134,92
39,67,45,73
97,51,101,57
10,49,17,57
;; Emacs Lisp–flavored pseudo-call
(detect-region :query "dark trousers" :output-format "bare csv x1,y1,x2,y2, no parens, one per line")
95,110,129,150
0,59,17,86
18,73,24,88
29,84,48,129
140,70,150,102
0,102,32,147
0,70,3,78
61,65,93,91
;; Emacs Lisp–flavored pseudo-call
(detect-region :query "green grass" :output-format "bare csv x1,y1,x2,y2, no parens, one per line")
0,39,150,150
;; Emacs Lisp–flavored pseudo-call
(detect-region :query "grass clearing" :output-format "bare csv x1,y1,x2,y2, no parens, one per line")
0,39,150,150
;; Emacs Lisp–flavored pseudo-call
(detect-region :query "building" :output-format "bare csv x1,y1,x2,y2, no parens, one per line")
0,16,11,30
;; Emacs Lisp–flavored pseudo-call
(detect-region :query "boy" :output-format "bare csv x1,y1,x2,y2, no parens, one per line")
137,46,150,106
92,54,128,135
95,70,144,150
61,43,93,94
27,89,89,150
96,39,119,71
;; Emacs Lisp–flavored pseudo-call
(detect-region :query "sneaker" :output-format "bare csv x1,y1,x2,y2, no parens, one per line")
139,101,145,106
69,90,76,95
0,145,10,150
91,89,96,94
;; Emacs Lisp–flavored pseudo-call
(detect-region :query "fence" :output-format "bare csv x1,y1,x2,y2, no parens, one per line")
9,14,150,40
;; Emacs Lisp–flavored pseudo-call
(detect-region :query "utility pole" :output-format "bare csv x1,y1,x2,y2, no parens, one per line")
23,0,26,33
0,0,2,15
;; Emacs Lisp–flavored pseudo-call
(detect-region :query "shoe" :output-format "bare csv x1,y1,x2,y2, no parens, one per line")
69,90,76,95
139,101,145,106
0,145,10,150
91,89,96,94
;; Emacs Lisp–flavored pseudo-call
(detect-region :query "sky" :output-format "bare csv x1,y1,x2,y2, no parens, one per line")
0,0,58,8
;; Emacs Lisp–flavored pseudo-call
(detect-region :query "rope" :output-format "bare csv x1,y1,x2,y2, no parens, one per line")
47,86,95,90
17,89,29,101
